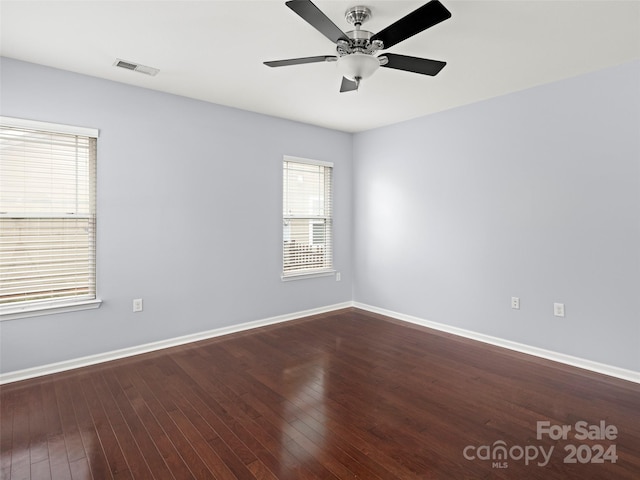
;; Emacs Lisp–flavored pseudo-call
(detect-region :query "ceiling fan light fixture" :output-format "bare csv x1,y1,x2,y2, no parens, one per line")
337,53,379,81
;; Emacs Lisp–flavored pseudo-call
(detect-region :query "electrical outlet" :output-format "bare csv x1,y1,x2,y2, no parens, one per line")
133,298,143,312
336,272,341,282
511,297,520,309
554,303,565,317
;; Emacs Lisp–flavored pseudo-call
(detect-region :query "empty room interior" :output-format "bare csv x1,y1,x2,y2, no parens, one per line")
1,1,639,479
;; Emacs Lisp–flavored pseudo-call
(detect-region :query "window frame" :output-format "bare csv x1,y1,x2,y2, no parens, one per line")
0,116,101,320
282,156,335,281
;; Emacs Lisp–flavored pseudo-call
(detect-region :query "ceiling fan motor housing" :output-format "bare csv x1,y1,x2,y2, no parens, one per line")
337,29,383,57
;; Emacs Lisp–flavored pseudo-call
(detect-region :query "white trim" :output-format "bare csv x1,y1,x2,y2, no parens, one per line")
354,302,640,384
283,155,333,168
281,269,336,281
0,299,102,321
0,116,99,138
0,213,94,219
3,301,637,385
0,302,352,384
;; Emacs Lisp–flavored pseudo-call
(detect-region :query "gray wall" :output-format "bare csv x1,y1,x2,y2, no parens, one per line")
2,57,639,375
353,60,640,371
0,57,353,373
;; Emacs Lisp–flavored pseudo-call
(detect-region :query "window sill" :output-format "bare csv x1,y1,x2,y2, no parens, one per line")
281,270,336,282
0,299,102,321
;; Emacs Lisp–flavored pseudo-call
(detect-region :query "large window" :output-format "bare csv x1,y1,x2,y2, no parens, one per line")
0,117,99,317
283,157,333,279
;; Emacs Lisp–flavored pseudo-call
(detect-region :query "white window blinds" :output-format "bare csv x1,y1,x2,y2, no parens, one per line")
283,157,333,277
0,117,98,312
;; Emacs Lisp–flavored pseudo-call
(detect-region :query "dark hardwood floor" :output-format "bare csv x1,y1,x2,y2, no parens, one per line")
1,307,639,479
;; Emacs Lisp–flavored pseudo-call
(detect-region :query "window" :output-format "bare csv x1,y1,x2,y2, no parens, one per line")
283,157,333,279
0,117,100,318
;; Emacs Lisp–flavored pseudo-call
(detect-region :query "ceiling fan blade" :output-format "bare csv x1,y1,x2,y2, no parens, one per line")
286,0,348,44
371,0,451,50
340,77,359,93
381,53,446,76
264,56,337,67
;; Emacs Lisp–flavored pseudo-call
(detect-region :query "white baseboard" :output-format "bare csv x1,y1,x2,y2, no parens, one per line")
0,302,353,385
354,302,640,384
3,301,638,385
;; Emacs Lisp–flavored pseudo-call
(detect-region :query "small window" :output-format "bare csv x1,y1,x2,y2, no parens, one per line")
282,157,333,279
0,117,99,317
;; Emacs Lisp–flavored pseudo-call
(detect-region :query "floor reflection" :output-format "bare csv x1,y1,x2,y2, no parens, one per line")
281,355,328,467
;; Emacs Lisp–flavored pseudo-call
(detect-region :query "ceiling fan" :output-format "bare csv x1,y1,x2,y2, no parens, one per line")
264,0,452,92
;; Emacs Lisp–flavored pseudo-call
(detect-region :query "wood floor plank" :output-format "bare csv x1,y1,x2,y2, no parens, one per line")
66,375,112,480
164,354,268,474
30,458,52,480
47,433,72,480
90,372,155,480
10,389,32,480
113,365,195,480
199,348,343,480
26,383,49,469
78,375,132,479
53,380,86,466
168,348,328,476
246,458,280,480
146,365,243,480
229,329,458,478
100,369,175,479
2,307,639,479
174,350,317,479
0,387,14,480
123,365,218,479
68,457,91,480
215,348,417,479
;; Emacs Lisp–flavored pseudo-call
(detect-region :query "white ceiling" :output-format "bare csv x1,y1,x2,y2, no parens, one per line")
1,0,639,132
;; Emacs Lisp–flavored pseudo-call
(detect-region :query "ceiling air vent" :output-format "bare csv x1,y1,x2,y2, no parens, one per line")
114,59,159,76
